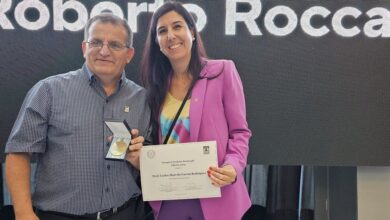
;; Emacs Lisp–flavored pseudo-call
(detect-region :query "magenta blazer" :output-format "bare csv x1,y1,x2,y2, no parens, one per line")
150,59,252,220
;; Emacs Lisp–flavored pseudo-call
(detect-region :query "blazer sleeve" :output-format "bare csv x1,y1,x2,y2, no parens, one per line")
221,60,252,175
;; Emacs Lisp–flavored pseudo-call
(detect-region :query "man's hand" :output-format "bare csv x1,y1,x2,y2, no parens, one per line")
208,165,237,187
125,129,144,169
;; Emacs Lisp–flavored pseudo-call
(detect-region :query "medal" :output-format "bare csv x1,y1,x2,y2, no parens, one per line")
110,138,128,155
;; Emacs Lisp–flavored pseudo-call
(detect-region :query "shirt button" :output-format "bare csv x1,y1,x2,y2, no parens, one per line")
106,142,110,147
105,188,109,192
107,165,110,170
105,99,109,103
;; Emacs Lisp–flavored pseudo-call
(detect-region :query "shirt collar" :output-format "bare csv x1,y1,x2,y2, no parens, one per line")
82,63,126,87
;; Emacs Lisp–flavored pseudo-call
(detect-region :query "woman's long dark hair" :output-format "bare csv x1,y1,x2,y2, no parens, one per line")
140,1,207,143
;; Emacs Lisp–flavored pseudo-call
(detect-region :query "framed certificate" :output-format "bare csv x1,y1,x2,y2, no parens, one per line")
140,141,221,201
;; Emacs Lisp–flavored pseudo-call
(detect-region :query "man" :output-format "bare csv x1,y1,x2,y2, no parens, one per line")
5,13,150,220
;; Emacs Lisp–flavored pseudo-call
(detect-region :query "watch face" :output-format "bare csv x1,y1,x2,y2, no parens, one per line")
110,138,128,155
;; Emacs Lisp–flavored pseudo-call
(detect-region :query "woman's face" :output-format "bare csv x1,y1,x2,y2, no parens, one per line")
156,10,194,65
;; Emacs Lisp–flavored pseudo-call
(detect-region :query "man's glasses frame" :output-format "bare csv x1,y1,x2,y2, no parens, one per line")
86,39,130,51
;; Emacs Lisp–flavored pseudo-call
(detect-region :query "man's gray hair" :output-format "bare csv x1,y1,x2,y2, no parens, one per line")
84,13,133,48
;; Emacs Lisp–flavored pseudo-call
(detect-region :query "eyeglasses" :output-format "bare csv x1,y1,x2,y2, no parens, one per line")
86,39,129,51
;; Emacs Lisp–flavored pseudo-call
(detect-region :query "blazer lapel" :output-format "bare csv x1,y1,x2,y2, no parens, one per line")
190,78,207,142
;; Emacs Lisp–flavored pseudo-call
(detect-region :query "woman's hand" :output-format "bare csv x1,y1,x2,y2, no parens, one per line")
125,129,144,170
208,165,237,187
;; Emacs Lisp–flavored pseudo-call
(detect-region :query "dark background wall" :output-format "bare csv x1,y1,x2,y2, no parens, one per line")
1,0,389,165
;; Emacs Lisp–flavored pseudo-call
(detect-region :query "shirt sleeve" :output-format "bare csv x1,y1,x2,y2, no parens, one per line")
5,80,52,153
221,60,252,175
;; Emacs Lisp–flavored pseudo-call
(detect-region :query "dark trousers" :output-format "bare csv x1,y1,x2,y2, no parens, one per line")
37,205,133,220
35,197,153,220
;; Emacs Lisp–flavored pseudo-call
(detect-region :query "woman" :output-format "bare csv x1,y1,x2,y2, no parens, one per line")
140,1,252,220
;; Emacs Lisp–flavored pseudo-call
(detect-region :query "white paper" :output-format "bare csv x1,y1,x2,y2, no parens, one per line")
140,141,221,201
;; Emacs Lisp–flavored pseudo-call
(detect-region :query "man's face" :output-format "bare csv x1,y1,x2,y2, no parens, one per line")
82,22,134,81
